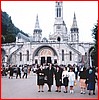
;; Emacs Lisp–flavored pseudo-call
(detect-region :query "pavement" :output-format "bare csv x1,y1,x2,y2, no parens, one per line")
1,72,98,99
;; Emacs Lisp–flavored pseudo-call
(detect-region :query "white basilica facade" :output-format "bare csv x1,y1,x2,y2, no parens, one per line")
2,1,94,67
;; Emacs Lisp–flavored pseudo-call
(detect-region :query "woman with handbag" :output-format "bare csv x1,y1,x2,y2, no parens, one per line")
62,67,69,93
36,65,45,92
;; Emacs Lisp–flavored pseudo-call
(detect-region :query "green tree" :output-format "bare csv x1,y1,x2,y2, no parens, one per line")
91,22,98,67
2,11,29,44
3,34,16,43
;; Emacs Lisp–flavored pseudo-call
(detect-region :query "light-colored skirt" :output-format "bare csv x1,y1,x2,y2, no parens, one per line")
69,81,74,86
80,79,86,88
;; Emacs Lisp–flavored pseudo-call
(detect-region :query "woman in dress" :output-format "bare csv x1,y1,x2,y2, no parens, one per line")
55,66,62,92
62,67,69,93
36,65,45,92
79,67,87,94
68,67,75,93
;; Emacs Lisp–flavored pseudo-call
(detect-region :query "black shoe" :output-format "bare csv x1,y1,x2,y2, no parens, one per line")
89,93,91,95
59,91,61,92
48,90,51,92
55,90,58,92
93,93,95,95
38,91,40,92
64,91,67,93
42,91,44,92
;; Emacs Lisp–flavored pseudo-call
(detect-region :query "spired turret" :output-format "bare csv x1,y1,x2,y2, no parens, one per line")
70,12,79,42
33,14,42,41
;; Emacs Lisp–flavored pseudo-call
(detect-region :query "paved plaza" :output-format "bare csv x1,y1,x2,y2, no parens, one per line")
2,72,98,99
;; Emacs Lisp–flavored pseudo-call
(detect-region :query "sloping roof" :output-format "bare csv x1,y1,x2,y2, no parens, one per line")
17,32,33,42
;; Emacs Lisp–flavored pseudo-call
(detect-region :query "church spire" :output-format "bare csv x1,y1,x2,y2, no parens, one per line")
33,14,42,32
70,12,79,42
71,12,78,29
35,14,40,29
33,14,42,41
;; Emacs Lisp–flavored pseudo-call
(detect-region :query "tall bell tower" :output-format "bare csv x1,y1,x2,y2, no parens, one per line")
49,1,68,42
55,1,63,23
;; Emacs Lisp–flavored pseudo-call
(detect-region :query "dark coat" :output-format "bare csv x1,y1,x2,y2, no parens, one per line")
46,67,55,85
9,67,13,76
55,69,62,86
79,71,87,79
86,68,97,90
37,69,45,85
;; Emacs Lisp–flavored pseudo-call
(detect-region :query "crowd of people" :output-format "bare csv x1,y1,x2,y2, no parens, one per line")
1,64,31,79
1,63,98,95
35,63,98,95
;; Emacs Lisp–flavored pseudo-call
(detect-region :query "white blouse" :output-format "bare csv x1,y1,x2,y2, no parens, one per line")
62,71,69,83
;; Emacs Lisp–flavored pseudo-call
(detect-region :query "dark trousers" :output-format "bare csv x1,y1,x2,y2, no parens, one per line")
22,73,27,78
16,73,21,78
48,84,52,91
75,72,78,80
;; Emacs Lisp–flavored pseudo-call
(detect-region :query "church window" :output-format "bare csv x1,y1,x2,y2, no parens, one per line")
59,8,61,17
57,8,58,17
27,50,29,61
62,50,64,61
35,59,38,64
71,34,73,42
57,37,61,42
58,2,60,5
54,59,57,64
69,51,72,61
74,34,76,41
20,52,22,61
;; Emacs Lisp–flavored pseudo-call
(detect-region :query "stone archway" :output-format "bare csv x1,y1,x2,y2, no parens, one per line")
32,45,58,65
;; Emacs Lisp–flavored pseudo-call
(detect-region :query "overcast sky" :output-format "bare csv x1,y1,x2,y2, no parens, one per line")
1,1,98,42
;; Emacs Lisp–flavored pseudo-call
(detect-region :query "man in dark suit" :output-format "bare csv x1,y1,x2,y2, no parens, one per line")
46,63,55,92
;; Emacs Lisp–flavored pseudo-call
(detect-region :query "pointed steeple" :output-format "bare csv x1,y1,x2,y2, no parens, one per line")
33,14,42,41
70,12,79,33
35,14,40,29
33,14,42,33
71,12,78,29
70,12,79,42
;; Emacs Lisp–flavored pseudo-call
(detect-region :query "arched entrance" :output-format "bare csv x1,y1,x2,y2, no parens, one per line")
40,48,53,65
88,46,95,67
33,46,58,65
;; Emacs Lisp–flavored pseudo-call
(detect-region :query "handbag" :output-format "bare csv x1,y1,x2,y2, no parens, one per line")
39,76,44,80
44,76,47,83
74,81,77,86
